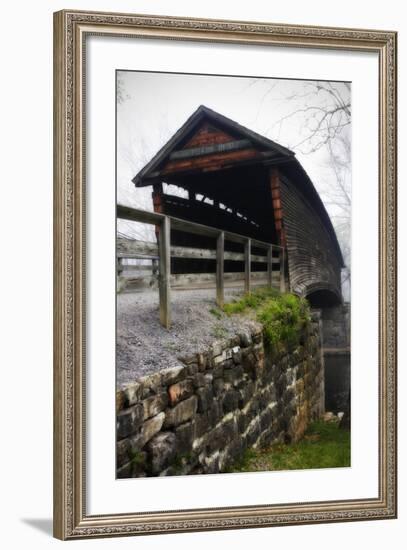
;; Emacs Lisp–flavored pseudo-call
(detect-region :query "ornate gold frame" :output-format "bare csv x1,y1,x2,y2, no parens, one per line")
53,9,397,540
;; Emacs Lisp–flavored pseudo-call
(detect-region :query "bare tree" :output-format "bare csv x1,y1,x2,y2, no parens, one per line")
265,80,351,299
271,81,351,155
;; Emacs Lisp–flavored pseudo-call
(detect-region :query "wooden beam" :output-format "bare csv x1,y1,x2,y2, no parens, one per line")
216,232,224,308
169,139,252,160
117,237,273,263
158,216,171,328
244,238,251,294
279,247,286,293
117,204,164,225
122,271,277,289
267,245,273,288
117,204,277,251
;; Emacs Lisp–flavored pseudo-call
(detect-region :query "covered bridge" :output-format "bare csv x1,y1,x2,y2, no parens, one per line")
131,105,344,309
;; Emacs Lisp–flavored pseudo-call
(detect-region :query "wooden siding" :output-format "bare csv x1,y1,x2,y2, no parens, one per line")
161,147,262,175
182,121,235,148
278,172,342,301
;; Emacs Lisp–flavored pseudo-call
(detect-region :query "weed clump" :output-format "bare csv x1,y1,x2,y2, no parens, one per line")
224,287,311,349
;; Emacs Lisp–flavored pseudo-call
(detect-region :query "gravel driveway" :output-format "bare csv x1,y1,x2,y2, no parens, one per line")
117,287,259,388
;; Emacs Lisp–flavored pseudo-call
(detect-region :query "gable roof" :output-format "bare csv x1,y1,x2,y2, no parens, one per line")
131,105,344,267
132,104,295,186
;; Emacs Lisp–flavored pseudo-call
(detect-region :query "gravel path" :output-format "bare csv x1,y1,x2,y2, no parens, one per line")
117,287,259,388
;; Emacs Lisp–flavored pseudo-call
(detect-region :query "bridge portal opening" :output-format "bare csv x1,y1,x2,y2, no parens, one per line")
306,289,341,309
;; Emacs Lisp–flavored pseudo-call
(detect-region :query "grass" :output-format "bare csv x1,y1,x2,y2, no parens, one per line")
226,420,350,473
223,287,311,349
208,306,223,320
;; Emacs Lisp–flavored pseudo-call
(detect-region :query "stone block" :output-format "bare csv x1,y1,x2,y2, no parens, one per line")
213,377,225,397
222,389,240,413
116,438,130,468
140,412,165,447
213,352,226,366
130,451,148,476
123,381,143,406
207,400,222,426
237,410,250,433
259,408,274,432
179,354,198,365
201,451,221,474
206,417,237,454
168,379,194,406
212,363,224,378
175,420,196,454
143,392,168,419
224,365,244,386
196,385,214,413
204,373,213,385
147,432,177,474
259,386,276,409
232,346,242,365
222,359,234,369
197,353,207,371
117,461,132,479
116,433,144,468
161,365,186,386
245,419,261,447
193,373,206,388
212,340,223,357
186,363,199,376
238,380,255,408
241,351,256,379
116,390,125,413
163,396,198,428
238,330,252,348
275,372,287,396
223,438,244,465
195,413,210,438
139,372,162,396
117,403,144,439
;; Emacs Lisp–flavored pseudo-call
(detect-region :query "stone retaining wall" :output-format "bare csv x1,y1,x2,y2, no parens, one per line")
116,315,324,477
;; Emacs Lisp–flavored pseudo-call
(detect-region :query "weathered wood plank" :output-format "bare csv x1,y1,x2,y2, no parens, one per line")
117,237,274,263
169,139,251,160
267,245,273,287
216,232,224,308
121,263,150,271
117,204,279,252
244,238,251,294
280,248,286,293
117,204,164,225
122,271,278,290
158,216,171,328
184,122,234,148
162,147,262,175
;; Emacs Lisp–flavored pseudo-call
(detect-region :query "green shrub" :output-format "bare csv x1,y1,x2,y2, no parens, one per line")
257,293,310,348
223,288,311,349
223,287,278,315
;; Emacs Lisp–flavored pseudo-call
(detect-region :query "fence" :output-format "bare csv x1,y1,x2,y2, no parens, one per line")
117,204,286,328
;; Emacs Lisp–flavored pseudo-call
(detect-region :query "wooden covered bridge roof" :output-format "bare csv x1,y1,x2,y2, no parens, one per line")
132,105,344,303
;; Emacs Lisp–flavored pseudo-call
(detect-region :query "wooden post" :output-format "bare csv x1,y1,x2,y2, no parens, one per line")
117,257,124,276
158,216,171,328
267,245,273,288
279,247,286,293
244,238,251,294
216,232,225,307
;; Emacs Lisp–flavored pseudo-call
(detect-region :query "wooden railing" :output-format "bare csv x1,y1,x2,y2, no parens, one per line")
117,204,286,328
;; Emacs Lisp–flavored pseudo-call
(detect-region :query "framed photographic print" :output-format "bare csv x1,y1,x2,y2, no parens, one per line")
53,9,397,540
